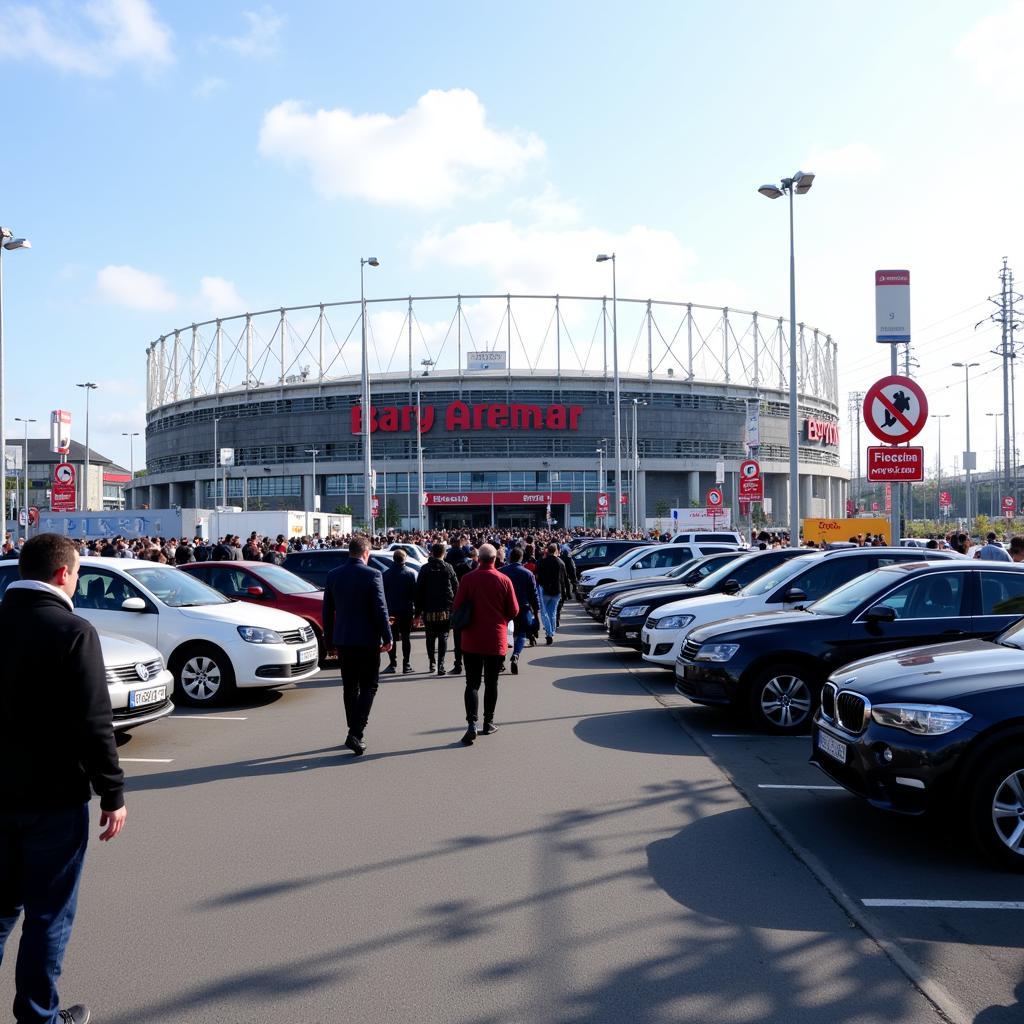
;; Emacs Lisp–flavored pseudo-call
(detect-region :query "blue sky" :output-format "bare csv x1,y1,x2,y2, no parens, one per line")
0,0,1019,475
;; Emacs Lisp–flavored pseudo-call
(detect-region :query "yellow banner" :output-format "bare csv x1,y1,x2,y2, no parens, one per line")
802,517,892,545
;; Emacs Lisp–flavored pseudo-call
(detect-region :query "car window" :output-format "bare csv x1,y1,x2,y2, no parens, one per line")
581,544,606,560
809,569,896,616
667,557,701,578
661,549,693,567
75,569,146,611
979,571,1024,616
126,566,231,607
872,572,965,619
0,565,19,598
253,564,320,594
783,557,876,602
742,554,820,597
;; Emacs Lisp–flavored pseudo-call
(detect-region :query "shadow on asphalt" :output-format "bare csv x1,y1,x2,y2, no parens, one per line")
573,707,702,757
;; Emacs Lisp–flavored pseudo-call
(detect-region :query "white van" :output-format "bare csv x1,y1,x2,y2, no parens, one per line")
670,531,744,547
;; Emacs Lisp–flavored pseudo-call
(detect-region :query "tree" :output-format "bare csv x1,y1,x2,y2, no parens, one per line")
384,499,401,529
334,504,353,515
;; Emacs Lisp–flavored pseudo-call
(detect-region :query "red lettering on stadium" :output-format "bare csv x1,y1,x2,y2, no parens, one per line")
805,417,839,445
351,402,583,434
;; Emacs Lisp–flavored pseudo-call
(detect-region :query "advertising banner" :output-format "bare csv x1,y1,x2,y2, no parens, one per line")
425,491,572,507
875,269,910,344
4,445,21,472
50,409,71,454
669,509,733,531
803,517,891,545
466,350,507,372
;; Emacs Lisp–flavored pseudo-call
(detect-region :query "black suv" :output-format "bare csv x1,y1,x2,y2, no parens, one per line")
571,539,650,576
283,549,411,588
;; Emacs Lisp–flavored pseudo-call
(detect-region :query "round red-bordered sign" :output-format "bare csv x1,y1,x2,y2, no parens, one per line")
706,487,724,509
862,375,928,444
740,459,760,480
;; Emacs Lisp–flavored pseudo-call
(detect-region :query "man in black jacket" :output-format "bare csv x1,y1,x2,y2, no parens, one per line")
0,534,127,1024
382,549,418,674
535,543,569,645
414,542,457,674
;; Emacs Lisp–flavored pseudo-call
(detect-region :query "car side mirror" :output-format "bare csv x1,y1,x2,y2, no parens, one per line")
121,597,146,611
782,587,807,603
865,604,897,623
246,586,265,597
722,578,741,595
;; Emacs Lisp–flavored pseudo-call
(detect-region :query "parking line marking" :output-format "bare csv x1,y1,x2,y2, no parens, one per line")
710,733,806,739
863,899,1024,910
120,757,174,764
758,784,843,791
171,715,248,721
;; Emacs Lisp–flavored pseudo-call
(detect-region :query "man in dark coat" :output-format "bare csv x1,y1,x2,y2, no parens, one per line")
499,547,540,675
414,542,458,675
323,536,393,755
382,549,418,674
0,533,127,1024
535,543,569,644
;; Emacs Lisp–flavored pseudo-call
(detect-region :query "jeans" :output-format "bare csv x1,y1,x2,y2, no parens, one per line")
388,615,413,668
539,592,561,637
462,652,503,724
425,624,449,666
512,609,534,658
0,804,89,1024
338,645,380,738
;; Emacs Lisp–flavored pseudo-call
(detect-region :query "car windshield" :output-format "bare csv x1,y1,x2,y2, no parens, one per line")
604,546,647,567
740,554,820,596
251,564,321,595
999,617,1024,650
666,557,701,578
127,566,231,607
806,569,894,616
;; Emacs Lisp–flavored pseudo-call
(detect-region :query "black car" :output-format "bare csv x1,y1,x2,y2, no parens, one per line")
282,549,414,588
811,603,1024,871
606,548,809,648
584,551,741,620
675,556,995,735
571,539,650,575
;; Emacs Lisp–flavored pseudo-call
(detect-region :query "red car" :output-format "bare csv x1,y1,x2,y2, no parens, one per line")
179,561,331,663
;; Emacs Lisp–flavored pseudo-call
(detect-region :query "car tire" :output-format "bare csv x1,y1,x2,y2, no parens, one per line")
748,663,818,734
171,643,236,707
968,748,1024,872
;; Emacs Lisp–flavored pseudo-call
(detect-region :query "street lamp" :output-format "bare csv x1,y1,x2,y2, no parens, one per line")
758,171,815,546
988,412,1003,517
305,447,321,512
596,441,606,536
122,432,139,508
76,382,98,510
0,227,31,540
360,256,380,531
596,254,622,531
14,416,34,539
932,414,950,520
631,398,646,532
953,361,980,525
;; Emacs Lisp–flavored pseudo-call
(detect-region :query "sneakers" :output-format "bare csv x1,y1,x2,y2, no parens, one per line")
382,664,397,675
453,661,463,674
344,733,366,756
403,664,414,674
546,635,554,646
461,725,477,745
437,664,447,676
480,721,498,735
428,659,435,672
58,1007,91,1024
510,655,519,676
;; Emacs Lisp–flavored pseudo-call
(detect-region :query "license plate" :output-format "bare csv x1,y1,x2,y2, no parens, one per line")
129,685,166,709
297,646,317,664
817,730,847,764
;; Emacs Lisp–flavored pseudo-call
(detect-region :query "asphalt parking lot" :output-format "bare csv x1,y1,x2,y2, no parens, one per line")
2,607,1013,1023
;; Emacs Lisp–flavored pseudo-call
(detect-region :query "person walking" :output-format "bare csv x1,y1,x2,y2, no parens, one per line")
382,549,417,674
322,536,393,755
535,542,569,645
0,533,127,1024
499,547,540,675
451,544,519,745
975,531,1012,562
449,546,475,675
415,542,458,675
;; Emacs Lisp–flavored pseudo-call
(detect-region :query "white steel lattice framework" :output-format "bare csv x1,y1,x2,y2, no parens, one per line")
146,293,839,412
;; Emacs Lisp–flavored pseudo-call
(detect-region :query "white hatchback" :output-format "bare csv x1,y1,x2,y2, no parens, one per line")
66,557,319,706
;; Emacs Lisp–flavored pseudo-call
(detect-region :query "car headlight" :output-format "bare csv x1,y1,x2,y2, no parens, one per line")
695,643,740,663
237,625,285,644
652,613,694,631
619,604,649,618
870,704,972,735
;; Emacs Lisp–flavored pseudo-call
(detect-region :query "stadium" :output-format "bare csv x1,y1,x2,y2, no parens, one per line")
131,292,848,530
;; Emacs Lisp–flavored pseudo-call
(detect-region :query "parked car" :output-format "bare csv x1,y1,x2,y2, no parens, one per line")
606,548,808,648
675,559,1018,734
640,547,954,668
102,633,176,731
179,561,330,662
0,558,320,707
577,543,737,598
811,605,1024,871
283,548,417,588
584,551,741,620
670,530,745,547
387,542,428,565
571,539,651,575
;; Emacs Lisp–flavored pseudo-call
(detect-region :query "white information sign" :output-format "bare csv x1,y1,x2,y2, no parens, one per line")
4,445,22,472
669,509,732,531
219,447,235,467
875,269,910,344
466,350,507,372
50,409,72,454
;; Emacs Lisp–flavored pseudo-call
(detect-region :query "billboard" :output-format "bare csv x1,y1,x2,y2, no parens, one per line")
50,409,71,454
466,350,507,372
875,269,910,344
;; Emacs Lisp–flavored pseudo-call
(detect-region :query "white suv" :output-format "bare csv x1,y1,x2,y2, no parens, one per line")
577,543,732,596
671,531,744,547
640,548,948,667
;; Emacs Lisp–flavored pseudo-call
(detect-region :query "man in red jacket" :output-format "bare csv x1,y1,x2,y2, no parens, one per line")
451,543,519,745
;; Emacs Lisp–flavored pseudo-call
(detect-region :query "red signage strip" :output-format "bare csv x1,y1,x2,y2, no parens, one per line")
352,402,583,435
867,446,924,482
739,477,764,500
425,491,572,507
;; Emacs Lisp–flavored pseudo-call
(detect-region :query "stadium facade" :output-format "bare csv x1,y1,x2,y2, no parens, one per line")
132,293,848,530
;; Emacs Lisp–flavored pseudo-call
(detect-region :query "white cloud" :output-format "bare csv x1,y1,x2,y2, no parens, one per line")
258,88,546,208
0,0,172,76
955,1,1024,94
193,76,226,99
208,6,284,57
198,276,245,315
510,184,581,227
97,265,178,311
804,142,883,179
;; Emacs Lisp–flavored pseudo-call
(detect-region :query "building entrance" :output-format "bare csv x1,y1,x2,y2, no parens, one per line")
431,505,560,530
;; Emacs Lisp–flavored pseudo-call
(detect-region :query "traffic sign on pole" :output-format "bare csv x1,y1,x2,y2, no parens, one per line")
866,446,924,482
863,375,929,444
1002,496,1016,513
706,487,724,512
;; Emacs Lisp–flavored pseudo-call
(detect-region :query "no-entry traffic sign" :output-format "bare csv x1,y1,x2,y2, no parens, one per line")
863,375,928,444
706,487,724,511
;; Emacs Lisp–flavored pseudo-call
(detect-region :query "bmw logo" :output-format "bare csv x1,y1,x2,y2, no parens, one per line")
135,662,151,682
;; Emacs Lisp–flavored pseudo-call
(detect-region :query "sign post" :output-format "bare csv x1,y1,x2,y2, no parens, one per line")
706,487,724,527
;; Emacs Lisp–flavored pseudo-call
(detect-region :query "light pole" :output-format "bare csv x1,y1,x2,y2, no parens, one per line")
932,414,950,520
76,382,98,510
1,228,31,539
14,416,34,539
758,171,815,546
305,447,320,513
988,412,1003,517
360,256,380,532
416,389,426,532
122,431,139,508
213,416,221,542
631,398,646,532
596,254,621,531
596,442,606,536
953,361,980,527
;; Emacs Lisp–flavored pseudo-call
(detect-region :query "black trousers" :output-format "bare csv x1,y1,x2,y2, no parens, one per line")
425,623,449,665
453,628,463,667
388,615,413,667
463,652,503,724
338,645,380,737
